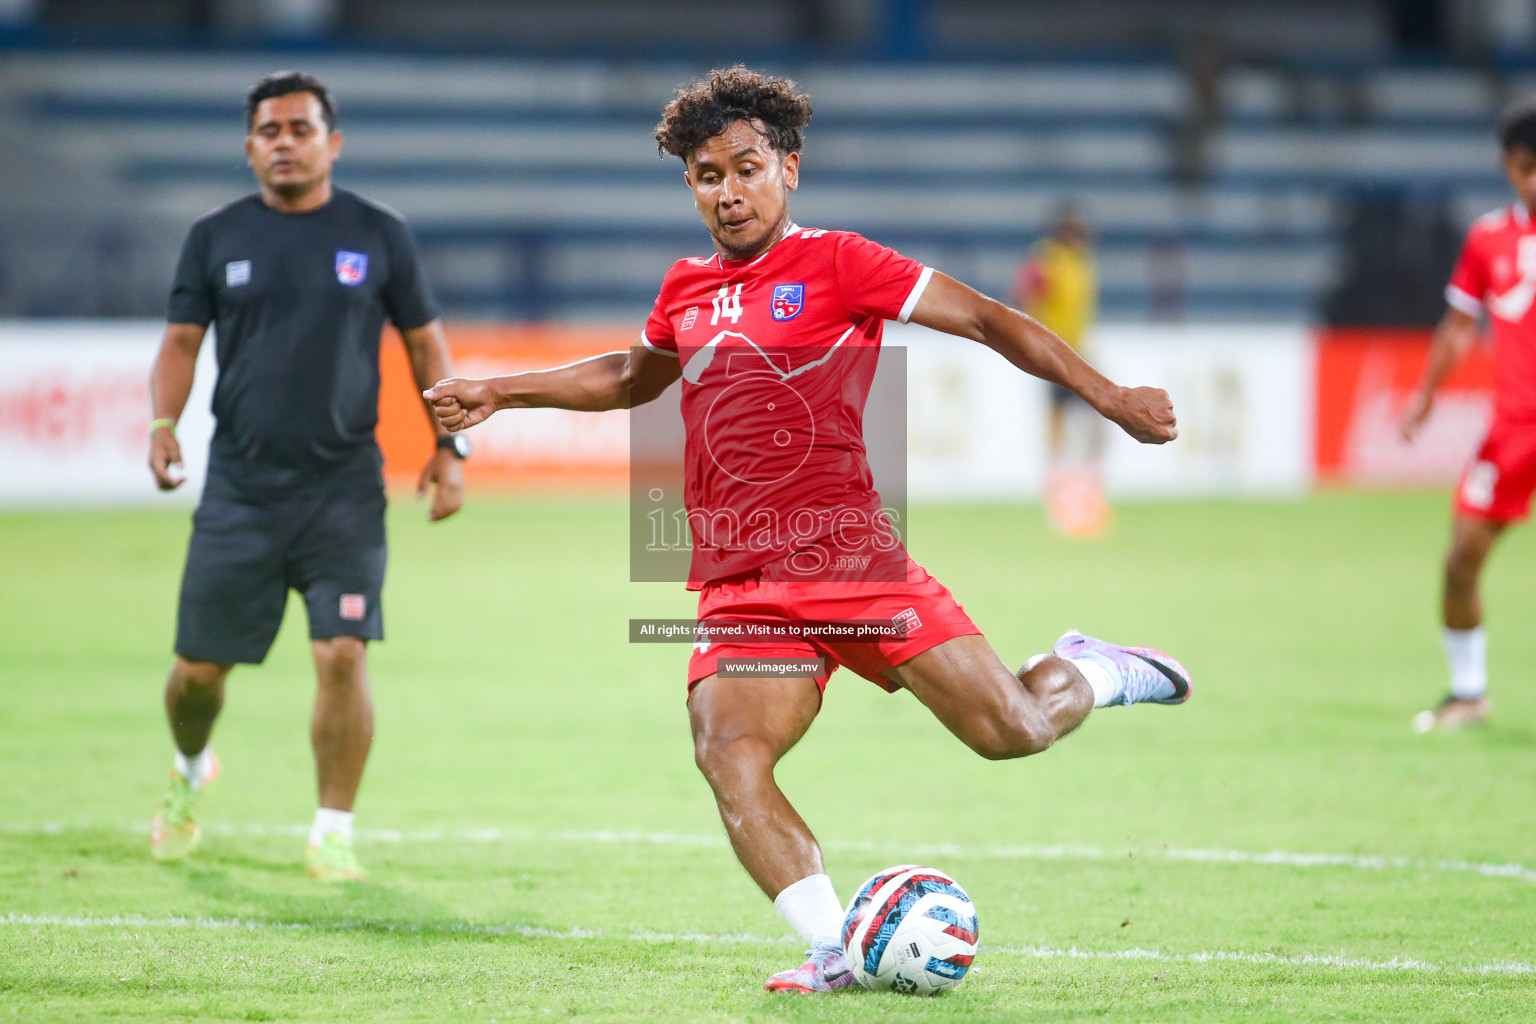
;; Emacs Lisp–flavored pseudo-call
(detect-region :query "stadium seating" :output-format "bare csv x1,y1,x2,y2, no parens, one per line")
0,50,1512,321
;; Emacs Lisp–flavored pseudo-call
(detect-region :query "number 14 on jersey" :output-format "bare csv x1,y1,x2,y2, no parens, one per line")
712,284,743,325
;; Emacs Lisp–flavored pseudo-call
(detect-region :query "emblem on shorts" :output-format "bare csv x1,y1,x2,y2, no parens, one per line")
681,306,699,330
335,250,368,286
339,594,367,621
893,606,922,636
771,283,805,321
225,260,251,287
1461,460,1498,510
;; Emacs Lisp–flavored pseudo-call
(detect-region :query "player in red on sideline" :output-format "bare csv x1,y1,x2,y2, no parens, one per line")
425,67,1190,993
1402,98,1536,733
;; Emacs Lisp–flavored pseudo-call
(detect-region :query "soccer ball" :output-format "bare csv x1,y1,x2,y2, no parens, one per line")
840,864,978,994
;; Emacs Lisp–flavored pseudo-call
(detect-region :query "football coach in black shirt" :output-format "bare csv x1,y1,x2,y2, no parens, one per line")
145,72,466,881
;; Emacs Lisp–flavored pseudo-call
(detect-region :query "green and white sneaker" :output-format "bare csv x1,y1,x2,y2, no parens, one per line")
150,753,218,862
305,832,365,882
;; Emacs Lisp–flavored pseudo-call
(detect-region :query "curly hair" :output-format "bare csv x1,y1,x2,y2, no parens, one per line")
654,65,812,162
1499,96,1536,152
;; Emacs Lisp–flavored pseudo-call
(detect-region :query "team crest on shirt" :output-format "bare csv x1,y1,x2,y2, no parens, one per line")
335,250,369,286
771,283,805,321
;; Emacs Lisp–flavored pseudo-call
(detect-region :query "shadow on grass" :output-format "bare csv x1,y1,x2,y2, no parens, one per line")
1,827,592,943
1478,722,1536,748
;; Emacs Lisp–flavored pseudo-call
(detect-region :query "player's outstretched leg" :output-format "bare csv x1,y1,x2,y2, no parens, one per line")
688,673,855,993
152,657,228,861
890,634,1092,759
888,631,1189,764
1416,515,1502,732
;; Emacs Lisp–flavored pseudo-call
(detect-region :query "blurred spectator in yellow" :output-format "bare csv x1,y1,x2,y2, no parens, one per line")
1013,207,1108,537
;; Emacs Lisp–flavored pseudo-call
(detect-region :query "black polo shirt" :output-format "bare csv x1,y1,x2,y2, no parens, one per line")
168,188,438,499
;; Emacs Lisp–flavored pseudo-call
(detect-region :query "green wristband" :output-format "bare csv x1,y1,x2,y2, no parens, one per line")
149,417,177,435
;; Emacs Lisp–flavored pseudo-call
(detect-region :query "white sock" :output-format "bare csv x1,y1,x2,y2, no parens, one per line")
773,873,844,950
309,808,353,848
1442,627,1487,699
1068,655,1122,707
174,748,215,790
1025,651,1120,707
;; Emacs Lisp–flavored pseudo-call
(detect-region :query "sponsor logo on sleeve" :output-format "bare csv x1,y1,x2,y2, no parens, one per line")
225,260,251,287
335,251,369,286
681,306,699,330
771,283,805,321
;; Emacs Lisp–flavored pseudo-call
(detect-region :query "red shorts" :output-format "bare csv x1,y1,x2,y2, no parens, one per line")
1454,421,1536,523
687,555,982,693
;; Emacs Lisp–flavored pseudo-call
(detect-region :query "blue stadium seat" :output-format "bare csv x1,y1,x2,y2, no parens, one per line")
0,50,1511,322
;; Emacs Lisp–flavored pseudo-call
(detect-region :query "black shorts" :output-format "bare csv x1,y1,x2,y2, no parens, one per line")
1049,383,1089,411
175,489,387,665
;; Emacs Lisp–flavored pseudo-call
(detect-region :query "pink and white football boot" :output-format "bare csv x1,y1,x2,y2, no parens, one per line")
1053,630,1192,706
764,944,857,993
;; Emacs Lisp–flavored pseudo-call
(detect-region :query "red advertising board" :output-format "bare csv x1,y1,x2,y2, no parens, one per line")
1314,329,1497,485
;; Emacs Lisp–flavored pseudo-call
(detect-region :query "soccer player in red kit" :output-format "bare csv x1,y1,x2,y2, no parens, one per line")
1403,98,1536,732
425,67,1190,992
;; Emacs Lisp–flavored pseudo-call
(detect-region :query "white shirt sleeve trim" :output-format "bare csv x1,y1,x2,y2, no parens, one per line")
639,330,679,357
1445,284,1482,316
897,266,935,324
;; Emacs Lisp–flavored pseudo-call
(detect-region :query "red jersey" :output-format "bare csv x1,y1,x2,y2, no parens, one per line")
641,225,933,586
1446,203,1536,423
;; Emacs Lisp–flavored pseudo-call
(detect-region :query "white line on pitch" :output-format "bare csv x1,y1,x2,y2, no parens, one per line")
986,943,1536,976
6,821,1535,885
2,913,1531,976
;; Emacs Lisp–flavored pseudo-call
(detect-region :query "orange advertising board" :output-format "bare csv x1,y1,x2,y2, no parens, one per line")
378,324,637,492
1314,329,1496,485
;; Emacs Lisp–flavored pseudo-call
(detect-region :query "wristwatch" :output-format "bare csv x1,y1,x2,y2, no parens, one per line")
437,433,472,459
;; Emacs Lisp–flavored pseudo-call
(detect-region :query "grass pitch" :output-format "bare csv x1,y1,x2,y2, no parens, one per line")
2,493,1534,1022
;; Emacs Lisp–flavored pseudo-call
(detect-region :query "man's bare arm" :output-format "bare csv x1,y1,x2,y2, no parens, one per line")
1401,307,1479,441
400,320,465,521
423,345,682,432
909,271,1177,444
400,320,456,430
147,322,208,490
